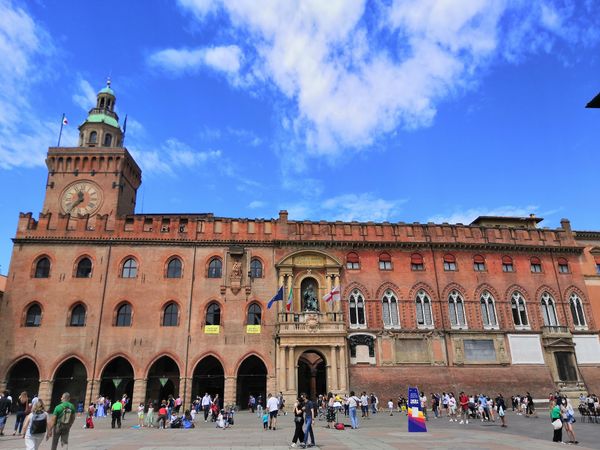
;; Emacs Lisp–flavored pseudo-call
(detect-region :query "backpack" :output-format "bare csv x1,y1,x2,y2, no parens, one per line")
57,406,73,430
335,422,345,430
30,412,47,434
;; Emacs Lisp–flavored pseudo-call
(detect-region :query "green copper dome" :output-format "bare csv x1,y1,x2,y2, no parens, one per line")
98,85,115,96
85,113,119,129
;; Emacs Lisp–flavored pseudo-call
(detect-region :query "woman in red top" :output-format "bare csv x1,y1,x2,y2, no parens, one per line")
157,404,168,429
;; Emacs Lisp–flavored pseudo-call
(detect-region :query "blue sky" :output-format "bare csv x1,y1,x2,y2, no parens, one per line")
0,0,599,274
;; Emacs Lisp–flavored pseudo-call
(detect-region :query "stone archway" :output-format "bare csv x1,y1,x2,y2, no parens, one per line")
298,350,327,401
145,356,180,406
51,358,87,409
191,356,225,408
99,357,134,410
6,358,40,400
236,355,267,409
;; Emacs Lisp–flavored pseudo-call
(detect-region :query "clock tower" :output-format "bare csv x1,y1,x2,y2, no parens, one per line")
43,80,141,218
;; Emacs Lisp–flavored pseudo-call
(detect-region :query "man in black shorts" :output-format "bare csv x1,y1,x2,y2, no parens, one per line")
266,393,279,430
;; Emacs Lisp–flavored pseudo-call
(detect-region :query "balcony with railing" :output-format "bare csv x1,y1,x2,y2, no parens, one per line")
277,311,346,335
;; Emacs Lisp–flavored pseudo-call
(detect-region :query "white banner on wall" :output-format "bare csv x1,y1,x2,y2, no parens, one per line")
508,334,545,364
574,335,600,364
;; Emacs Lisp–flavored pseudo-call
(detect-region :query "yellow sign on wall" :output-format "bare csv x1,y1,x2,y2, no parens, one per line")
246,325,261,334
204,325,220,334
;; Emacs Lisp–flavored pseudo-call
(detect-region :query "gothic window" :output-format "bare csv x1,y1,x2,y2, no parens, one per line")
480,291,498,328
166,257,182,278
382,290,400,328
25,304,42,327
416,290,433,328
557,257,569,274
69,304,86,327
208,258,222,278
569,293,586,328
247,303,262,325
121,258,138,278
411,253,424,271
349,289,366,328
116,303,132,326
103,133,112,147
443,254,457,271
511,292,529,328
75,257,92,278
163,302,179,326
530,257,542,273
206,302,221,326
250,259,263,278
473,254,486,272
448,290,467,328
502,255,514,272
34,257,51,278
346,252,360,270
379,252,392,270
89,131,97,144
540,292,559,326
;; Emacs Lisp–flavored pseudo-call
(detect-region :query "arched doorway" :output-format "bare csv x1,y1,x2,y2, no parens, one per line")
301,277,320,311
51,358,87,409
99,357,134,410
191,356,224,408
298,350,326,401
145,356,180,406
6,358,40,400
236,355,267,409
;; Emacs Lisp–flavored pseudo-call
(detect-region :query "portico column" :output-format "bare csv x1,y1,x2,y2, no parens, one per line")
287,346,295,394
86,378,99,406
330,346,338,391
132,378,147,408
325,274,332,315
278,273,285,314
224,376,236,407
38,380,53,407
339,346,348,392
278,345,287,391
181,377,192,409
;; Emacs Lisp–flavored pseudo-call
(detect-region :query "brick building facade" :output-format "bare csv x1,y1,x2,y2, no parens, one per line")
1,83,600,410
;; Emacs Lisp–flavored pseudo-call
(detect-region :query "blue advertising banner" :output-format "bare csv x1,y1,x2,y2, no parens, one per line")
408,387,427,432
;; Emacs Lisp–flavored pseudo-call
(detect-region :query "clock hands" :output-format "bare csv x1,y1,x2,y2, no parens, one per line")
68,191,85,213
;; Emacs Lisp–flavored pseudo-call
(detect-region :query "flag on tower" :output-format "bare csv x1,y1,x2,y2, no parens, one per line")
286,284,293,312
323,285,341,302
62,115,69,125
267,286,284,309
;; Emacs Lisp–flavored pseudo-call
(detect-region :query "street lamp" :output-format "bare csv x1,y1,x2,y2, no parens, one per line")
586,92,600,108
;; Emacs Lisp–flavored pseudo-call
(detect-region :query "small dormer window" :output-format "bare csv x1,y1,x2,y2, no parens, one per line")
89,131,97,144
103,133,112,147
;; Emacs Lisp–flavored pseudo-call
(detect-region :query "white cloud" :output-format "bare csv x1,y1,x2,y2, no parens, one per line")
148,45,242,76
72,78,97,111
248,200,265,209
203,45,242,73
172,0,599,156
428,205,542,225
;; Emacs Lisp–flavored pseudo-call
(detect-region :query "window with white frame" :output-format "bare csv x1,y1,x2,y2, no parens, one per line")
540,292,559,326
511,291,529,328
382,290,400,328
448,290,467,328
349,289,366,328
416,290,433,328
569,293,586,328
480,291,498,328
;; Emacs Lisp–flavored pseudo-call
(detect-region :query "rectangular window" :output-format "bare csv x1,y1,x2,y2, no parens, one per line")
379,261,392,270
473,262,485,271
502,263,514,272
411,263,424,271
464,339,497,362
596,263,600,275
530,263,542,273
558,264,569,274
346,262,360,270
444,262,457,271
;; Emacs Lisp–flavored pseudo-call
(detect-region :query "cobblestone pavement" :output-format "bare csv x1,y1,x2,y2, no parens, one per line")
0,409,598,449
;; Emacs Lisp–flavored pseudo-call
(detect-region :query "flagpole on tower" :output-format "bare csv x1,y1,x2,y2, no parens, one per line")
57,113,67,146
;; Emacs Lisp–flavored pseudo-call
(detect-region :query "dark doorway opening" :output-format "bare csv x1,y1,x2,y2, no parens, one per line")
51,358,87,409
191,356,224,408
298,350,326,402
7,358,40,407
99,357,134,411
236,355,267,409
145,356,180,407
555,352,578,381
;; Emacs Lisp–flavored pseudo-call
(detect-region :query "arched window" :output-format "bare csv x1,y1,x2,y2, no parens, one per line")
75,257,92,278
206,302,221,326
348,289,366,328
166,258,182,278
70,304,86,327
473,255,486,272
379,253,392,270
247,303,262,325
569,293,586,328
208,258,222,278
382,290,400,328
511,292,529,328
448,290,466,328
443,254,457,271
89,131,97,144
121,258,137,278
34,257,51,278
103,133,112,147
557,257,569,274
480,291,498,328
250,259,263,278
416,290,433,328
346,252,360,270
411,253,424,271
25,304,42,327
502,255,514,272
541,292,559,326
163,302,179,326
530,257,542,273
116,303,132,326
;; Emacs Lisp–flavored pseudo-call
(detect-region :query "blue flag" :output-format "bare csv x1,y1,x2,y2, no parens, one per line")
267,286,284,309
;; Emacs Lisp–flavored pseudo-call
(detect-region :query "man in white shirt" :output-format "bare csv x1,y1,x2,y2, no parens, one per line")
201,393,212,422
266,393,280,430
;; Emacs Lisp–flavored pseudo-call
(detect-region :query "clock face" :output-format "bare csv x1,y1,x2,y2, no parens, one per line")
61,181,103,216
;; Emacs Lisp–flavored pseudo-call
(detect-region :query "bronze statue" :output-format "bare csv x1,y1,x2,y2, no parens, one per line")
303,284,318,311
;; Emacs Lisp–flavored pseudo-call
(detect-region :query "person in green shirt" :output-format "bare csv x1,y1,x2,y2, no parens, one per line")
111,399,123,429
46,392,76,450
550,403,563,443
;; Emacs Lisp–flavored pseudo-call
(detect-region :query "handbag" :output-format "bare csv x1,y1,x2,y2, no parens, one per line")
552,419,563,430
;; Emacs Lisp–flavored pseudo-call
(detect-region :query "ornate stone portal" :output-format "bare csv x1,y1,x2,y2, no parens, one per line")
274,250,348,403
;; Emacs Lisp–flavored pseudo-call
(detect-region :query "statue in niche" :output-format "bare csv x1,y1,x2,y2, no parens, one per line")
231,261,242,279
302,280,319,312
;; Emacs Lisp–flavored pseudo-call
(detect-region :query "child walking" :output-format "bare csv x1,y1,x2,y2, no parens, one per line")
145,402,155,428
262,411,269,430
388,399,394,416
137,403,145,427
